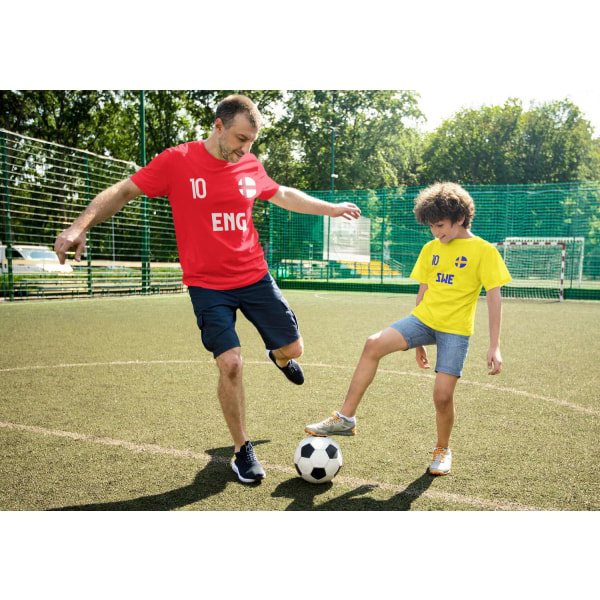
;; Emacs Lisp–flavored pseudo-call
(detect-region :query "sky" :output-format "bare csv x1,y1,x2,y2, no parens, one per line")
6,2,598,138
416,88,600,134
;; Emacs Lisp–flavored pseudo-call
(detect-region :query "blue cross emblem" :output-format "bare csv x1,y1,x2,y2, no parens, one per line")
455,256,467,268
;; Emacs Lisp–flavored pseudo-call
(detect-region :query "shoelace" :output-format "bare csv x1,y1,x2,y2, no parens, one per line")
432,447,447,461
244,443,257,463
324,414,342,425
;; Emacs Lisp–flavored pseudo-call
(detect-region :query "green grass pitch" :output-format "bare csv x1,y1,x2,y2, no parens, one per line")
1,291,599,511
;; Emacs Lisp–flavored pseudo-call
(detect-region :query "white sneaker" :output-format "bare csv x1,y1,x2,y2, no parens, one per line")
429,447,452,475
305,412,356,437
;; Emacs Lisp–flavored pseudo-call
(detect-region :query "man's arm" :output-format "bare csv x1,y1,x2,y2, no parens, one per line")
268,186,361,220
486,286,503,375
54,178,143,263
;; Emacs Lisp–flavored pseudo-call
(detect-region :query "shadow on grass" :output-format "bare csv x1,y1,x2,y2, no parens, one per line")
48,441,270,511
272,471,437,510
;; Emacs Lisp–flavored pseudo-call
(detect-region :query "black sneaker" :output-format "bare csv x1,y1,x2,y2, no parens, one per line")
231,441,265,484
267,350,305,385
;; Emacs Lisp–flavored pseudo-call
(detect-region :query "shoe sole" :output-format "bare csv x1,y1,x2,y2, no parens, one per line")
304,427,356,437
428,468,450,476
231,461,265,484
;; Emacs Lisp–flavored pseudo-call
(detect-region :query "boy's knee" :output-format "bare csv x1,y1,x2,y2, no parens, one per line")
364,334,382,356
433,391,453,409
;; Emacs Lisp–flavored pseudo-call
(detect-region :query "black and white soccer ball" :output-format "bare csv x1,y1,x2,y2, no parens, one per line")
294,436,343,484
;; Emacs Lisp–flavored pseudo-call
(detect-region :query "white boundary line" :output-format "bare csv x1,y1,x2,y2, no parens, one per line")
2,359,598,417
0,420,544,511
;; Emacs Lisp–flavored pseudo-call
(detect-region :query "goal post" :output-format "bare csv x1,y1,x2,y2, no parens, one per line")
495,239,568,301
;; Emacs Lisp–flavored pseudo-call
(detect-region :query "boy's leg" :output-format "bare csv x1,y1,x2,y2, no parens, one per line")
306,327,408,436
340,327,409,417
432,371,459,447
428,371,459,476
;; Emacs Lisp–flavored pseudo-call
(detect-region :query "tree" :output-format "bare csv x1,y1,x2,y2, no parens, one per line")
419,99,600,185
259,90,424,190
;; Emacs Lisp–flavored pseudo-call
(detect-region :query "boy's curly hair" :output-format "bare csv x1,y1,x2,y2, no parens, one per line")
413,182,475,229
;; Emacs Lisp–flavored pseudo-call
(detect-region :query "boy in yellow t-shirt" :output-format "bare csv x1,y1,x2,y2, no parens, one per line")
305,182,511,475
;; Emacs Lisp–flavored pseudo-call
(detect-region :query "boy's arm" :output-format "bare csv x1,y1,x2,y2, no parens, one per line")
486,286,503,375
415,283,430,369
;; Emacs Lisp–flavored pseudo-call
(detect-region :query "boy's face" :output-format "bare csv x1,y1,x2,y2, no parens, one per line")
429,217,467,243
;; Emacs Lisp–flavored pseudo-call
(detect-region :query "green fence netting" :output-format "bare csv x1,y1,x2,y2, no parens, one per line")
2,129,599,301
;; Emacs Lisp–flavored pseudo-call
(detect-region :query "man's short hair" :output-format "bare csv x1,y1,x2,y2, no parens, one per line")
215,95,263,129
413,182,475,229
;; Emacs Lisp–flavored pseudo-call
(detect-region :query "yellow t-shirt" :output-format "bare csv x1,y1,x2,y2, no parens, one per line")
410,236,512,336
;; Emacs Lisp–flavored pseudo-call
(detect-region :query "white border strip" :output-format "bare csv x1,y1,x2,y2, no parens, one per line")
1,359,598,417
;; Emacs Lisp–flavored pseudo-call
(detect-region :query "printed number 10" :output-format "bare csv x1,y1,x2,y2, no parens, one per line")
190,178,207,199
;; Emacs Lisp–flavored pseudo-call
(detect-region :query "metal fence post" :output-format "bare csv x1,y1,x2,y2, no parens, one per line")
1,130,14,301
140,91,150,294
84,157,93,296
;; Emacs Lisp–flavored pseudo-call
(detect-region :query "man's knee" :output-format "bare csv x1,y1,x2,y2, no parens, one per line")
278,337,304,360
216,348,243,379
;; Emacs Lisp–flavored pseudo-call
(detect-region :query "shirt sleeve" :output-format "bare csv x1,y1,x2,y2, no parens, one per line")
480,244,512,290
130,148,173,199
255,159,279,201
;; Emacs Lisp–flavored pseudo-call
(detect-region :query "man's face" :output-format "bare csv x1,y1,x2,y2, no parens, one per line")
215,114,259,163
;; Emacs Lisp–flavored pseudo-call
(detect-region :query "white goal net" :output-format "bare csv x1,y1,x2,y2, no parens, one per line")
494,238,583,301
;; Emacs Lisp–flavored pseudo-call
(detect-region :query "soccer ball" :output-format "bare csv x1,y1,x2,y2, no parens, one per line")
294,436,343,484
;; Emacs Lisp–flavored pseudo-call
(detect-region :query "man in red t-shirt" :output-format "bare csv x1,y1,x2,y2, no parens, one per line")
54,94,361,484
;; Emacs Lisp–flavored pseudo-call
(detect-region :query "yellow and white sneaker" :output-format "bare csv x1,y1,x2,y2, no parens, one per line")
429,447,452,475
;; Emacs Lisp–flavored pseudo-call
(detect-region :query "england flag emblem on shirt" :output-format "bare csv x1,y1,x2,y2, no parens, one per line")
238,177,257,198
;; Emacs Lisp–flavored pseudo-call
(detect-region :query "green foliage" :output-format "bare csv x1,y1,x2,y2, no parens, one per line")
2,90,599,188
420,99,600,184
258,90,424,189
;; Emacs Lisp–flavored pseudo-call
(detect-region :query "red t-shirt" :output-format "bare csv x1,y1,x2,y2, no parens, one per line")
130,141,280,289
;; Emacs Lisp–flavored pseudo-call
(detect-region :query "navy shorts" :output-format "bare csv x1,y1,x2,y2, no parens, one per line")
389,315,471,377
188,273,301,358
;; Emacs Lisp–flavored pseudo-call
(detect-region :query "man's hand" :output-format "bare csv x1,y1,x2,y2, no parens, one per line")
54,228,87,264
330,202,361,220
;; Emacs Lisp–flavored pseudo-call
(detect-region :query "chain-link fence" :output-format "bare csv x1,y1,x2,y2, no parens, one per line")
2,129,599,301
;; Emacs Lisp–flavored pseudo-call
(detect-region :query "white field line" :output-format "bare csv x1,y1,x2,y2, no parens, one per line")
1,359,598,417
0,420,543,511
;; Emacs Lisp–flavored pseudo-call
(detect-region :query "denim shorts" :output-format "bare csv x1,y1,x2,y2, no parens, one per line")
188,272,300,358
389,315,470,377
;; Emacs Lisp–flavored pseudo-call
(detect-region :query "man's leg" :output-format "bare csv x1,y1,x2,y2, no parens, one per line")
215,347,247,452
270,336,304,367
216,346,265,483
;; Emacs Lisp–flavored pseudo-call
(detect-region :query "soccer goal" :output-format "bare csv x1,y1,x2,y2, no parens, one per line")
494,238,581,301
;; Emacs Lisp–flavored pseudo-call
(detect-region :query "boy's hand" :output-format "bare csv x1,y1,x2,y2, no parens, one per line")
487,347,503,375
415,346,430,369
